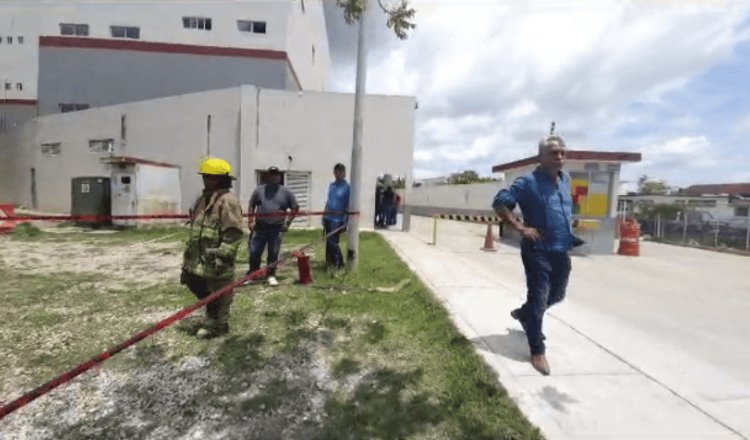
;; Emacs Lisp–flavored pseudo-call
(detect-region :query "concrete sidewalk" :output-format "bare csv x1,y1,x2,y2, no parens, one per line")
381,216,750,440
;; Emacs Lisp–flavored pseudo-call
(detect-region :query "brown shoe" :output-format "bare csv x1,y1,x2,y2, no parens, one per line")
531,354,550,376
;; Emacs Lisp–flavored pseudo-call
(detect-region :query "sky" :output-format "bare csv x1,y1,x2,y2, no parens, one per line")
323,0,750,191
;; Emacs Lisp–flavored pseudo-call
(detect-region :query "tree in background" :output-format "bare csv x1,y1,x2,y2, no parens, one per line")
633,202,682,221
335,0,416,39
336,0,415,269
637,174,670,195
449,170,498,185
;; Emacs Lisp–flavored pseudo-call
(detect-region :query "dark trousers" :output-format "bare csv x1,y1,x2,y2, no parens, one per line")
249,225,283,276
185,274,234,328
378,203,393,227
517,243,571,355
323,219,345,269
387,206,398,225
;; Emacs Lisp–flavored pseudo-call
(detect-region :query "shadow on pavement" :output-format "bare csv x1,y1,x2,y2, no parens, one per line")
470,329,530,363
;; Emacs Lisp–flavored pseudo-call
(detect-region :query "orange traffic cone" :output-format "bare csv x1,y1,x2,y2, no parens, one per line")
481,223,497,252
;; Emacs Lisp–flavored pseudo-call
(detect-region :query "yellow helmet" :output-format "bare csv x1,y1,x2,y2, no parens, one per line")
199,157,235,179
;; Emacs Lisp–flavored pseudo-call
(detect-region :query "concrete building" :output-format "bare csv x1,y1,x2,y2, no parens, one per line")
0,85,416,229
0,0,330,132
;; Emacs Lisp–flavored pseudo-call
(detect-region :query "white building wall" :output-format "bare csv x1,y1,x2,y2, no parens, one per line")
0,121,36,207
0,0,329,100
0,85,416,229
285,0,330,91
245,88,415,227
4,88,240,213
407,182,503,214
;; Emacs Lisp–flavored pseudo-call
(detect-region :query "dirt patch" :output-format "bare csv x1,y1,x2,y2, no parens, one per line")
1,343,339,440
0,240,183,289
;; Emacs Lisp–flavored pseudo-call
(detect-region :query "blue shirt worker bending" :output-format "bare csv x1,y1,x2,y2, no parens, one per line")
323,163,351,270
492,134,583,376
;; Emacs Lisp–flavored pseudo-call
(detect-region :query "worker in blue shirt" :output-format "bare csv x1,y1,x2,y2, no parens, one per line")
492,134,583,376
323,163,351,270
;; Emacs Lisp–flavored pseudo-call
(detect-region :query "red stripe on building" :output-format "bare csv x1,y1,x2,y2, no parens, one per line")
0,99,37,106
492,151,642,172
39,36,287,60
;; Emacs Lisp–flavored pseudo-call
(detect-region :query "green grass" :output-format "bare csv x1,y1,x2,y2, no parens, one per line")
10,222,190,245
0,228,542,439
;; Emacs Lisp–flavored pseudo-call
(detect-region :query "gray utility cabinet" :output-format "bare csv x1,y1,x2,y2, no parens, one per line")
71,177,111,226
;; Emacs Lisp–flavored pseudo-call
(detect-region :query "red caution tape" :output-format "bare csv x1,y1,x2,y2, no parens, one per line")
0,223,347,421
5,211,359,222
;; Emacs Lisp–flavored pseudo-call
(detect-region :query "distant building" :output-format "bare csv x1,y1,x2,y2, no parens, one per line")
0,86,416,229
0,1,419,229
619,183,750,224
414,176,451,187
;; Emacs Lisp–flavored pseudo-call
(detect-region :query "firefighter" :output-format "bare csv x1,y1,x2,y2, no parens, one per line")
181,157,244,339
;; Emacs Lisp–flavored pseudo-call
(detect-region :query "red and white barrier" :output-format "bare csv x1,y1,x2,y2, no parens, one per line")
0,205,16,235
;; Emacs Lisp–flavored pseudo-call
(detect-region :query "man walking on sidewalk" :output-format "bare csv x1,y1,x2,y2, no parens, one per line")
246,166,299,286
492,134,583,375
322,163,350,270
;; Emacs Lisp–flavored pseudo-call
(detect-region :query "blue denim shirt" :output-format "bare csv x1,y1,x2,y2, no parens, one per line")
324,180,351,224
492,167,575,252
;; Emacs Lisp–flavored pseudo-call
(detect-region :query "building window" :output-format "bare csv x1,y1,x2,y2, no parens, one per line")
59,103,90,113
17,36,24,44
237,20,267,34
41,142,62,156
16,83,22,91
60,23,89,36
183,16,212,30
121,114,127,142
736,206,749,217
4,82,10,91
111,26,140,39
687,199,718,208
6,36,12,44
89,139,115,154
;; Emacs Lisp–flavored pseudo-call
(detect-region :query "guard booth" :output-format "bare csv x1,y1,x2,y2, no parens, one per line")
105,157,182,227
492,151,642,255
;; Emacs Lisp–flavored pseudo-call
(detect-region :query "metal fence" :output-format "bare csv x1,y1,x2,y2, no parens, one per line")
639,213,750,252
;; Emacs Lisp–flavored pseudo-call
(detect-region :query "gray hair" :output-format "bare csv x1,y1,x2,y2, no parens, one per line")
538,135,566,156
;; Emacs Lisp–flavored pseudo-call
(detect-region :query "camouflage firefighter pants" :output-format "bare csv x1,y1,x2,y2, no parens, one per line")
184,273,234,330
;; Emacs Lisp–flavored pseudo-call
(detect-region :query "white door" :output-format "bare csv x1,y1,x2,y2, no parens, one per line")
112,173,136,226
285,171,312,227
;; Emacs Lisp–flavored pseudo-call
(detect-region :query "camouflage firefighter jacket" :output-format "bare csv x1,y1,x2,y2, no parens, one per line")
182,189,244,280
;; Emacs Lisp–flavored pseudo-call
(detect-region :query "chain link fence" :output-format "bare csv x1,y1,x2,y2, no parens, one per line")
638,211,750,252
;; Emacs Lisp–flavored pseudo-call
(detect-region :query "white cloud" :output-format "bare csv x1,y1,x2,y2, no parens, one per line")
327,0,750,180
638,136,715,166
621,136,719,187
734,114,750,133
